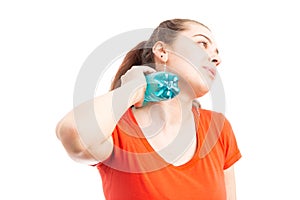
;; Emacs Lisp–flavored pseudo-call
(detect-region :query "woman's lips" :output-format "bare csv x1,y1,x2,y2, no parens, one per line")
202,66,216,79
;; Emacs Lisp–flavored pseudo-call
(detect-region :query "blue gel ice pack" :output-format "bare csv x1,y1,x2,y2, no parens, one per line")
144,72,180,103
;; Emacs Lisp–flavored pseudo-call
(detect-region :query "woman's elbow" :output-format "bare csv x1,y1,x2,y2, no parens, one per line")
56,119,100,164
56,119,83,155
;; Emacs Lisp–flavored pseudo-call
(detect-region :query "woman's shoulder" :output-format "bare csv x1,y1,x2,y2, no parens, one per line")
204,109,224,115
197,107,225,119
195,107,228,130
192,100,224,118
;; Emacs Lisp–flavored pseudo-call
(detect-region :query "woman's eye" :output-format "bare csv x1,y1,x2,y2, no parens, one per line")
197,41,208,48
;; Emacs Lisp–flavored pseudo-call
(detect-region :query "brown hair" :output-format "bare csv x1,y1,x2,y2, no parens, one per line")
110,18,209,90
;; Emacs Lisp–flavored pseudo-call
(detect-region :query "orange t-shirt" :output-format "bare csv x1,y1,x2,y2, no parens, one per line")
96,107,241,200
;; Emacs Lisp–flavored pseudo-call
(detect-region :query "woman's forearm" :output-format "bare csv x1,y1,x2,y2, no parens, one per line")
56,78,145,163
224,166,237,200
73,79,144,144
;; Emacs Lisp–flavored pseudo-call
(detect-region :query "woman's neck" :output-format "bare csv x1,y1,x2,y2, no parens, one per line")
132,77,198,130
160,95,193,121
136,91,195,129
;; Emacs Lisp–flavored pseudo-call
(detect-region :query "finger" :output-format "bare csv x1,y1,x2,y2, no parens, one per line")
132,65,156,74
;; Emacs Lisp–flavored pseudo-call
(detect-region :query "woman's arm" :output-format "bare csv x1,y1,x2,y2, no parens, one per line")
224,166,237,200
56,66,153,165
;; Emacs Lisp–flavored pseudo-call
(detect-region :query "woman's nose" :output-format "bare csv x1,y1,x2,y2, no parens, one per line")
207,45,221,66
210,56,221,67
208,49,221,66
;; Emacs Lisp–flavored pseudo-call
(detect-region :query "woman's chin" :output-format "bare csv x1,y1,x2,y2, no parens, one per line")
193,87,209,98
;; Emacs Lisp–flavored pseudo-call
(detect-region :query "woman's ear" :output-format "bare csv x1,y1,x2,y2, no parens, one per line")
152,41,168,63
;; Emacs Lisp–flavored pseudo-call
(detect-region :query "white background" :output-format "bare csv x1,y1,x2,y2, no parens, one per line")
1,0,299,199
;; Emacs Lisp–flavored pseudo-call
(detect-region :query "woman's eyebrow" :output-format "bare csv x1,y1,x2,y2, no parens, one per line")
192,34,212,43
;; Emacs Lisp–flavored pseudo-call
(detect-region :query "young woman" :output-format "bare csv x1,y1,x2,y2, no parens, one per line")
56,18,241,199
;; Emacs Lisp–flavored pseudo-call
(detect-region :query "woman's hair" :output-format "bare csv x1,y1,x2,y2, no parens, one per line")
110,18,209,90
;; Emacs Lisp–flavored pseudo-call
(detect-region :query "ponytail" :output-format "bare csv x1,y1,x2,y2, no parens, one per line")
110,41,153,91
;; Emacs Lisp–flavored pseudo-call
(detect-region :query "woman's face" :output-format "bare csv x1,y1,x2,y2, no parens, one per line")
166,23,221,97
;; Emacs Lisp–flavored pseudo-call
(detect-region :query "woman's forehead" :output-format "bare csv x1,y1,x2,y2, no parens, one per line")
181,23,214,40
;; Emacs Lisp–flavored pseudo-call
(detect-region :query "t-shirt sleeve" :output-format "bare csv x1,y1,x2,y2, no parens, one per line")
221,117,242,170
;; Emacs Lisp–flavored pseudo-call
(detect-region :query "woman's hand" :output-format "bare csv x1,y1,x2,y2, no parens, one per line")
120,65,156,108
